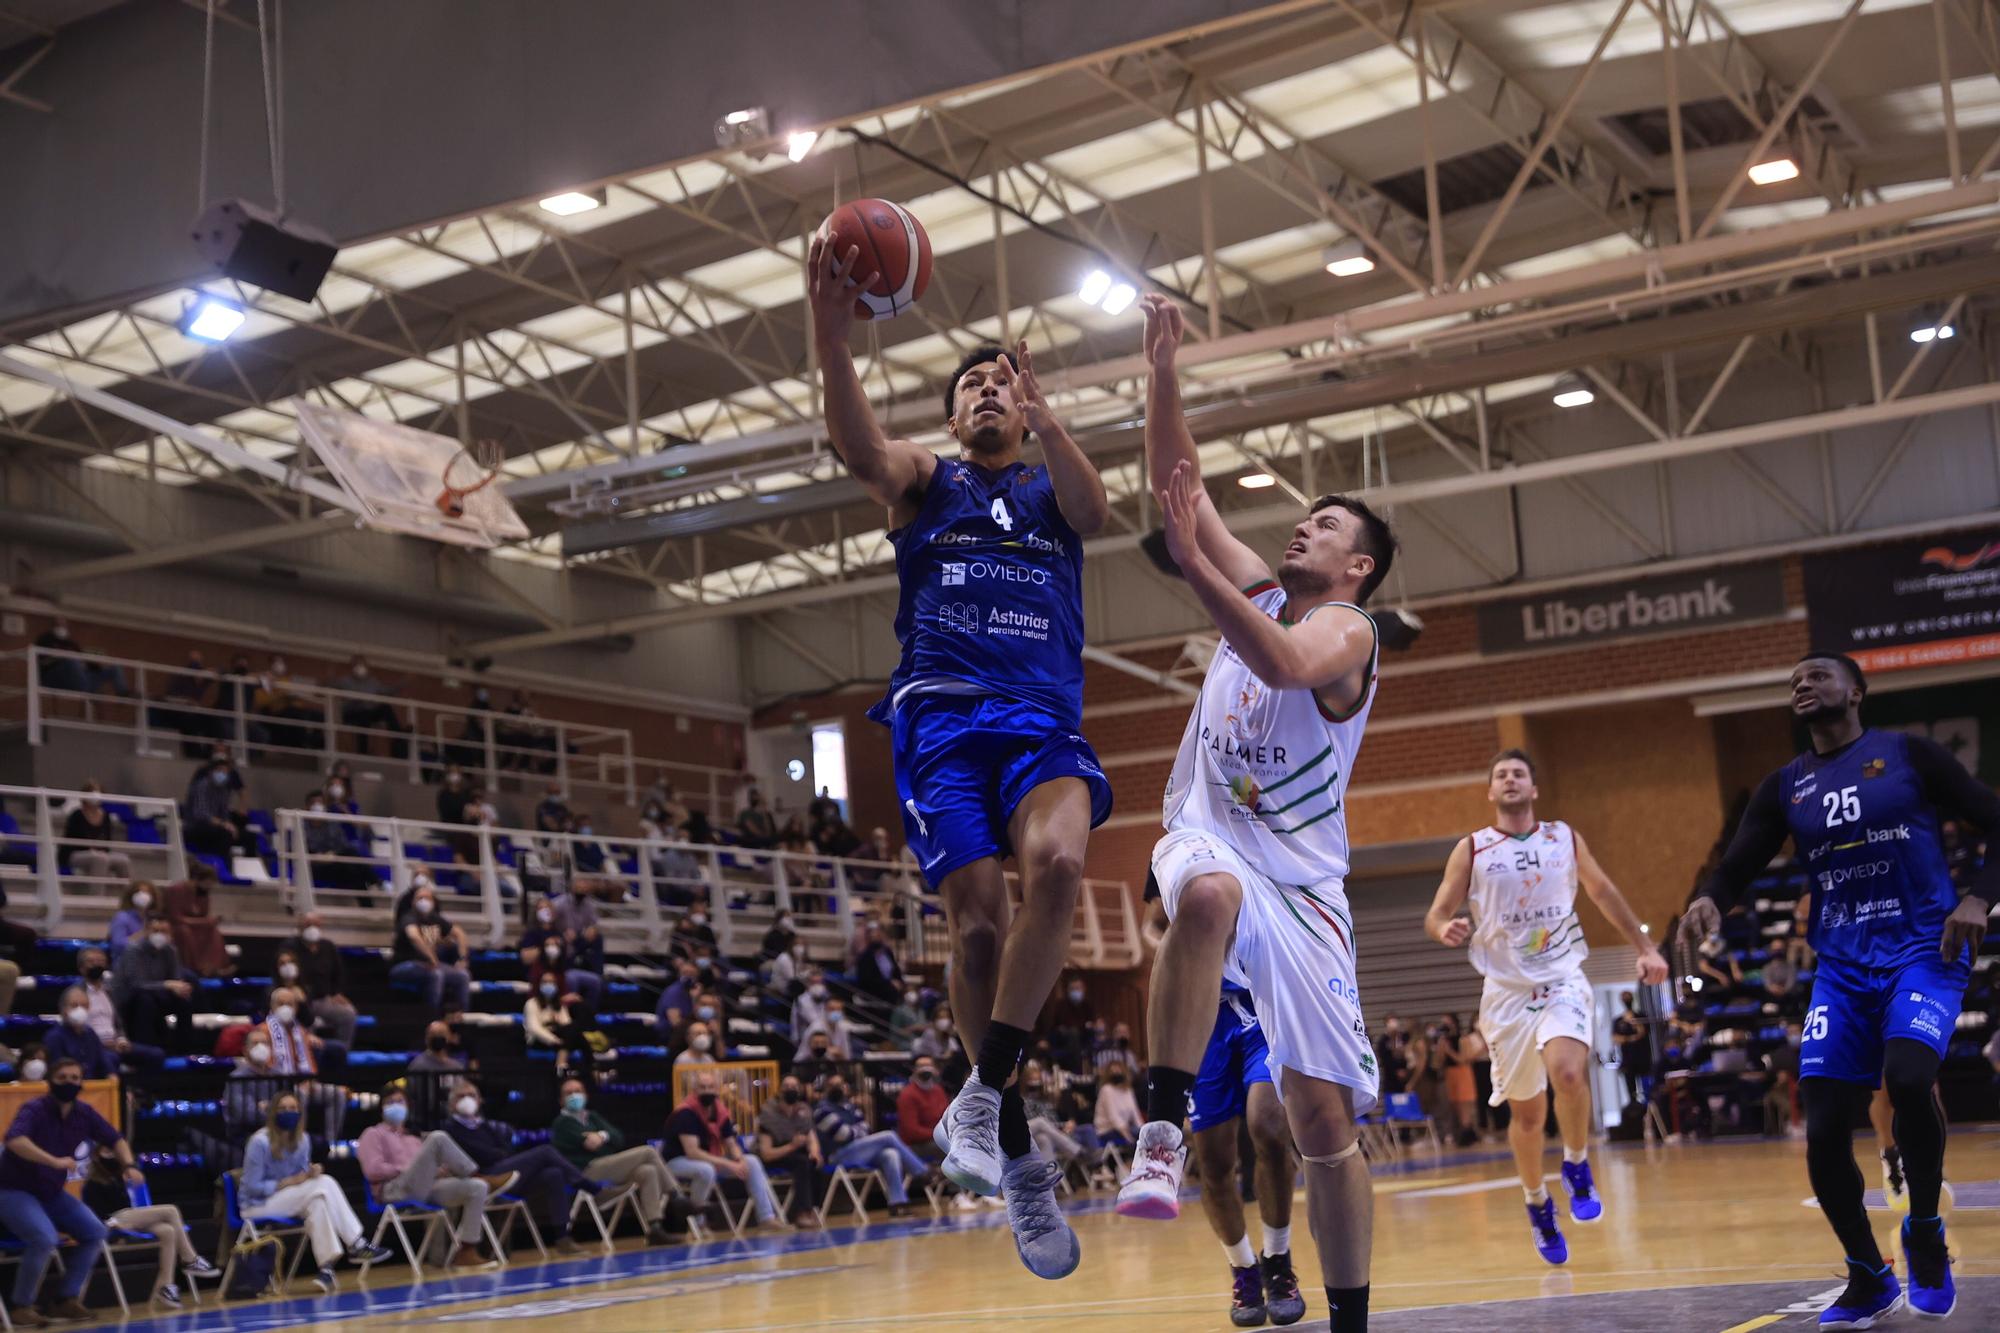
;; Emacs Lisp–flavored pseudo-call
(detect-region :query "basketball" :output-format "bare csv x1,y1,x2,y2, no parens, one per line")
817,198,932,321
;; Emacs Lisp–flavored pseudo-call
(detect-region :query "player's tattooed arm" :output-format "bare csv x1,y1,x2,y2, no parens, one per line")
1677,769,1790,953
1139,295,1269,589
807,233,937,516
1424,838,1474,947
1574,830,1670,983
997,343,1108,535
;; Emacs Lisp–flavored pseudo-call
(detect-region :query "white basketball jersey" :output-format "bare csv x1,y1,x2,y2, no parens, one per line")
1465,820,1588,987
1163,586,1376,887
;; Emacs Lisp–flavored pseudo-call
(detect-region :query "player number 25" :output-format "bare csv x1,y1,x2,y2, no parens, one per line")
1820,785,1860,828
1804,1005,1830,1042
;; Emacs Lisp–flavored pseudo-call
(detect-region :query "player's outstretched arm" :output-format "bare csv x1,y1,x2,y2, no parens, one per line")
996,342,1107,535
1573,830,1669,984
1903,734,1999,959
1140,295,1269,589
1424,838,1474,946
1676,770,1790,954
807,234,936,511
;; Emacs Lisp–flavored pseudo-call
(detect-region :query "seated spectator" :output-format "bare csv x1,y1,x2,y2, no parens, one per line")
1094,1062,1143,1146
330,655,407,757
673,1021,719,1068
499,690,557,773
736,790,778,850
107,881,154,958
666,1071,781,1230
760,909,797,963
1093,1022,1141,1077
109,915,194,1053
263,986,348,1143
1695,935,1743,997
443,1080,598,1255
42,986,118,1080
10,1048,45,1086
792,1031,839,1087
391,878,472,1014
282,913,359,1048
551,1078,678,1245
1759,948,1802,1012
534,785,571,841
852,922,904,1009
164,865,231,979
80,1142,217,1309
250,655,322,751
570,814,607,875
33,618,131,698
755,1073,824,1228
225,1035,285,1143
304,790,376,902
656,959,698,1037
59,782,129,882
895,1056,948,1163
405,1020,467,1127
644,778,691,834
812,814,861,859
241,1091,390,1293
523,898,604,1013
683,807,714,845
0,1058,132,1322
525,977,593,1075
854,826,897,881
888,987,925,1050
809,998,857,1060
911,1006,962,1064
550,884,607,1007
813,1074,924,1218
216,656,255,744
768,937,804,999
668,906,719,961
1048,976,1095,1070
182,749,248,857
791,968,830,1041
76,946,160,1076
322,763,360,815
152,650,219,752
356,1088,508,1271
1021,1059,1098,1171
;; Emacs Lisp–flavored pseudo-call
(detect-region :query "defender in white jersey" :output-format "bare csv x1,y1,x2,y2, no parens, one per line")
1116,295,1393,1333
1423,750,1666,1266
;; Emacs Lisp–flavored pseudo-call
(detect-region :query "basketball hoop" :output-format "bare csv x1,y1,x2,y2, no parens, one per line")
436,439,505,520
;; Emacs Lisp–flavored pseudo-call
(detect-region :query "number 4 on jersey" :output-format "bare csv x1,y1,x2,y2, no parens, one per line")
990,497,1013,531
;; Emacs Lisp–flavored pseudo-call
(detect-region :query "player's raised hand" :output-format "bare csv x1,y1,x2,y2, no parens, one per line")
1439,917,1471,948
1636,944,1669,985
996,340,1056,436
1140,293,1184,371
1156,459,1205,574
805,233,878,348
1941,893,1989,962
1675,897,1721,956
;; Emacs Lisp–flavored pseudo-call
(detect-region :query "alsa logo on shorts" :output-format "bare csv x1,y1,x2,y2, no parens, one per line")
941,560,1049,587
1326,976,1358,1006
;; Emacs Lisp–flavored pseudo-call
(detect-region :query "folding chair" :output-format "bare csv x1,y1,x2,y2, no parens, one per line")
817,1161,887,1225
481,1187,547,1263
104,1180,209,1314
218,1171,312,1292
1383,1093,1442,1155
1355,1110,1399,1164
570,1180,663,1252
357,1175,453,1281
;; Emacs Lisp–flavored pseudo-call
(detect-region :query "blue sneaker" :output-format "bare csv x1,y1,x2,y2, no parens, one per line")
1560,1159,1602,1223
1902,1216,1955,1320
1527,1196,1567,1265
1820,1260,1904,1329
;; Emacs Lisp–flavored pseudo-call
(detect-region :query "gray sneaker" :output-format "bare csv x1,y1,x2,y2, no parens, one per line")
940,1073,1004,1196
1001,1152,1081,1280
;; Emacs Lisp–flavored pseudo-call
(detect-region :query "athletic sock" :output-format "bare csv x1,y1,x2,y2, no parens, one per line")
1562,1147,1588,1165
1223,1235,1256,1268
975,1021,1031,1092
998,1083,1033,1161
1146,1065,1197,1127
1524,1186,1548,1206
1327,1284,1369,1332
1261,1223,1291,1257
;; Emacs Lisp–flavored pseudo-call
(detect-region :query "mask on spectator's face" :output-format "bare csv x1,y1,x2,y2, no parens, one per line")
1109,1071,1127,1086
147,932,170,951
415,898,435,916
826,1084,847,1103
302,926,322,944
1068,987,1084,1004
690,913,707,928
383,1102,408,1126
692,1035,712,1053
21,1059,45,1082
792,944,805,959
309,801,325,813
540,982,558,999
903,991,918,1007
775,914,791,930
274,1004,296,1027
696,1005,716,1022
328,784,345,800
781,1087,801,1104
274,1110,301,1131
810,983,827,999
537,908,553,925
827,1007,844,1024
271,659,287,676
428,1035,449,1052
935,1018,951,1033
914,1068,935,1085
64,1006,87,1027
447,772,462,787
211,769,230,786
809,1042,829,1059
543,943,560,959
248,1044,271,1065
50,1082,80,1104
278,963,298,981
564,1092,587,1112
132,891,152,911
82,964,105,982
456,1096,479,1119
696,1090,717,1107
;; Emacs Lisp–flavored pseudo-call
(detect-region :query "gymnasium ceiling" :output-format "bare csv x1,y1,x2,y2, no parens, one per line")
5,0,2000,657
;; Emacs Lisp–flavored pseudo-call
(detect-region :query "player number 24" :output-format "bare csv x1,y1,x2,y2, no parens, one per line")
1820,785,1860,828
1804,1005,1830,1042
990,498,1014,531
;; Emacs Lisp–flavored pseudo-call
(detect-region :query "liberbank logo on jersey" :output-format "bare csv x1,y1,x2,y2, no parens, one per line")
1475,562,1785,655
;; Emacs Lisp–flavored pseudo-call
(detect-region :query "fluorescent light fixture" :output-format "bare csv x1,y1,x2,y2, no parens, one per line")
1101,282,1138,316
1323,238,1375,277
1078,269,1113,305
179,294,246,343
1748,157,1799,186
722,107,762,126
1552,373,1594,409
538,188,605,217
1910,322,1954,344
1237,473,1277,489
786,130,820,162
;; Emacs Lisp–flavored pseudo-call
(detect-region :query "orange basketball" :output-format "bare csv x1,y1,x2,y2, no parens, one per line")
817,198,933,321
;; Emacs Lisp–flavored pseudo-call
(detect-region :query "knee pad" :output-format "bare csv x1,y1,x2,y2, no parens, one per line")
1302,1140,1360,1167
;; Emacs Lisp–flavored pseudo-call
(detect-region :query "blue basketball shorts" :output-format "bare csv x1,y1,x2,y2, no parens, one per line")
1798,951,1971,1085
1187,989,1273,1133
890,692,1113,888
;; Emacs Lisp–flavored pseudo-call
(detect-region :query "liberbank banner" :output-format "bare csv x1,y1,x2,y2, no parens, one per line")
1803,528,2000,673
1476,562,1786,656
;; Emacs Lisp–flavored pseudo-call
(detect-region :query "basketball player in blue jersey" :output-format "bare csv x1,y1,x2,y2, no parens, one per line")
1679,652,1998,1328
807,235,1113,1279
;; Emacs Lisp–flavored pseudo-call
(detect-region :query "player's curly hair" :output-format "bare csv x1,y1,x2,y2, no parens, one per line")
944,344,1011,424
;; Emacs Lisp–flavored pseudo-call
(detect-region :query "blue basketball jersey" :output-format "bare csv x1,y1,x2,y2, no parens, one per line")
868,458,1086,727
1782,729,1963,970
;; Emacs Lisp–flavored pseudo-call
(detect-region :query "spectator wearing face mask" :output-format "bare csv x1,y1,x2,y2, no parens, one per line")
525,975,594,1076
551,882,607,1008
0,1056,137,1323
281,913,358,1048
33,618,131,698
522,898,604,1014
641,807,703,908
851,923,904,1009
251,655,322,751
668,906,718,962
1091,1022,1139,1077
888,988,925,1050
761,910,797,963
74,947,159,1077
1094,1061,1143,1146
673,1021,720,1069
755,1075,824,1227
154,649,219,752
391,877,472,1014
182,751,248,857
806,1001,855,1061
262,986,348,1143
226,1028,285,1143
666,1071,782,1230
162,863,232,981
910,1005,961,1063
1019,1059,1099,1172
443,1081,599,1255
405,1020,467,1127
791,969,831,1043
814,1076,924,1219
735,791,778,851
895,1057,949,1163
794,1033,838,1085
356,1088,510,1271
1048,975,1095,1070
569,815,608,876
241,1091,391,1293
59,782,129,882
41,985,118,1080
303,789,377,903
767,928,803,997
106,881,155,959
108,915,194,1053
330,656,407,758
550,1079,678,1245
656,961,699,1039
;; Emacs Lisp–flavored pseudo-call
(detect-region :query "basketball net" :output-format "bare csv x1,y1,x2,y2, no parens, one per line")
436,439,505,519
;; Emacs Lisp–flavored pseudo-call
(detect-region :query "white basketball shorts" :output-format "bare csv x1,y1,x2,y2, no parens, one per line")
1478,973,1594,1106
1152,827,1379,1116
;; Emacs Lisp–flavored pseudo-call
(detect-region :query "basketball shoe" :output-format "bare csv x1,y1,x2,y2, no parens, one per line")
937,1071,1004,1196
999,1151,1080,1280
1527,1195,1567,1265
1115,1121,1188,1220
1820,1259,1903,1329
1560,1158,1602,1222
1901,1216,1955,1320
1261,1250,1306,1325
1228,1263,1266,1327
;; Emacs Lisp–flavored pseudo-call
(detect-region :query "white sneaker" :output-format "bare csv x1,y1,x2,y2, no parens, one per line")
940,1073,1005,1196
1882,1152,1909,1212
1115,1121,1187,1221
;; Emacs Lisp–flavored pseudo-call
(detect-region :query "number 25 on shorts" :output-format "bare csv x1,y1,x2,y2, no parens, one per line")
1804,1005,1830,1042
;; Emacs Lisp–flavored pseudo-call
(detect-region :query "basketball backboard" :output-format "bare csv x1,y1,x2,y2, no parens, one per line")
294,401,529,549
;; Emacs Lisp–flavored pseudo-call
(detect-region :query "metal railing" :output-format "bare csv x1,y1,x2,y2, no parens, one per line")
6,644,744,813
0,782,185,929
